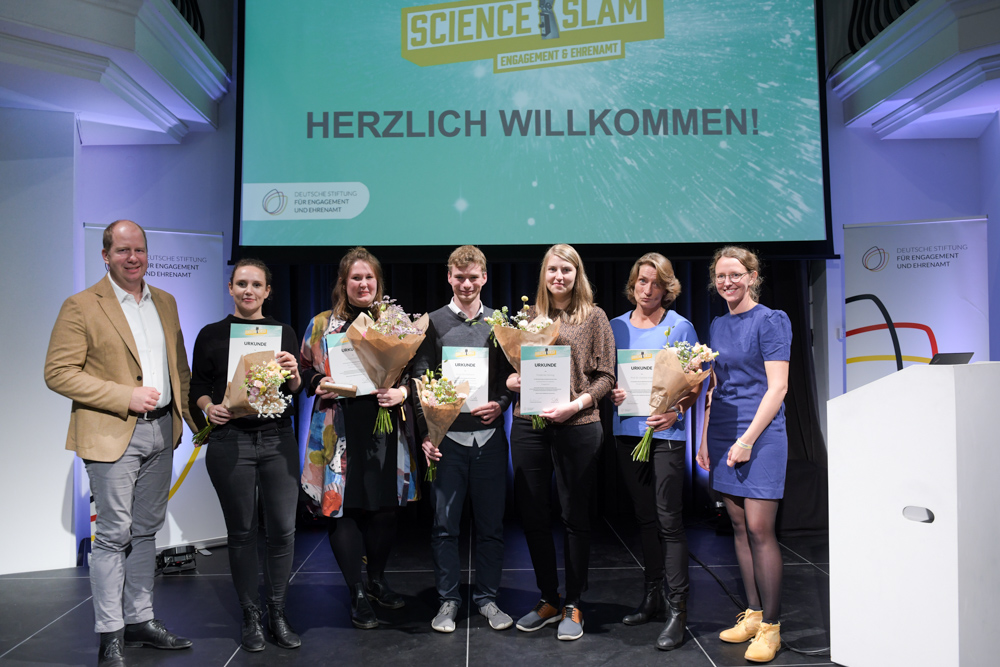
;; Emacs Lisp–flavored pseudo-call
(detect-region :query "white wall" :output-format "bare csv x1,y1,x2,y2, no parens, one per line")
0,90,236,574
980,115,1000,360
0,109,80,574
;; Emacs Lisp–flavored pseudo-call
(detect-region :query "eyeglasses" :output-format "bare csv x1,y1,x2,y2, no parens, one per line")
714,272,748,284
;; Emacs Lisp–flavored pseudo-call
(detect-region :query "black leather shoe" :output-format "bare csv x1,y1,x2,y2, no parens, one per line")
267,605,301,649
655,598,688,651
123,619,192,650
98,631,126,667
241,605,265,652
366,574,404,609
623,580,665,626
351,582,379,629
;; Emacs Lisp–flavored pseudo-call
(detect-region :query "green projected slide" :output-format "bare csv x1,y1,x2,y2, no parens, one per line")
240,0,825,247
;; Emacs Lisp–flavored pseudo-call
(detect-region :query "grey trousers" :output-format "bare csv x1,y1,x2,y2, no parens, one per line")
84,414,173,633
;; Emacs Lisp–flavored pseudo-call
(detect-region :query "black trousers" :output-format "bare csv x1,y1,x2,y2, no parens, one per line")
616,435,690,604
510,418,603,605
205,424,299,609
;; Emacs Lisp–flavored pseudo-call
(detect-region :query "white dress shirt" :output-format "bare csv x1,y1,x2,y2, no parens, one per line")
110,278,171,409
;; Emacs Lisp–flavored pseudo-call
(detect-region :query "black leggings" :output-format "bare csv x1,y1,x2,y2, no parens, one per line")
205,424,299,609
616,436,690,604
327,508,398,588
510,418,603,605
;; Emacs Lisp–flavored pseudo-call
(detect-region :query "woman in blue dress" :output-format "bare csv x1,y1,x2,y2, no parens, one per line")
696,246,791,664
609,253,700,651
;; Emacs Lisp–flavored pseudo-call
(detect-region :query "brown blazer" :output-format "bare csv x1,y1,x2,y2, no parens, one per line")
44,274,196,462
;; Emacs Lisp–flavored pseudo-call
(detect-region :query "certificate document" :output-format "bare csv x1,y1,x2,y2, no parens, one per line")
442,346,489,412
228,323,282,381
520,345,571,415
616,349,658,417
325,333,376,395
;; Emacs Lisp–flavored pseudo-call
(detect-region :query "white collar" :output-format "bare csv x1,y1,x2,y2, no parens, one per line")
109,276,151,304
448,297,483,319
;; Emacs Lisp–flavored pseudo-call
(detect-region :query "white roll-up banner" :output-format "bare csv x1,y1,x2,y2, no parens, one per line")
843,218,989,392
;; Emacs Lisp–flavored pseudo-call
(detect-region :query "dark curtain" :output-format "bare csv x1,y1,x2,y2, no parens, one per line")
260,252,827,534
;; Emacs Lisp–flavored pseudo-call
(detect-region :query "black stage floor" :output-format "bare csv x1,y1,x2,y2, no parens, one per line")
0,509,833,667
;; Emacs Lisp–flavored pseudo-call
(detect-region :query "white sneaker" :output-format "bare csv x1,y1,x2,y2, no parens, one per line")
431,601,459,633
478,602,513,630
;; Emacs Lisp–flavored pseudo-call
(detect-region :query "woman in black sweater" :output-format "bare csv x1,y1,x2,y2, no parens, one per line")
190,258,302,652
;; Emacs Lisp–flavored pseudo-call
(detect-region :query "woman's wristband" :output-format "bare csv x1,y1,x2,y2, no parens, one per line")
574,397,586,412
399,385,409,402
736,438,752,450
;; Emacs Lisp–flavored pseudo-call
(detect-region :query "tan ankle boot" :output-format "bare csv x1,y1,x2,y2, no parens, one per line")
744,621,781,662
719,608,762,643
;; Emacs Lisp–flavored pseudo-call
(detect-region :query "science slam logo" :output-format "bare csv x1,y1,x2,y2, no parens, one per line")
402,0,664,73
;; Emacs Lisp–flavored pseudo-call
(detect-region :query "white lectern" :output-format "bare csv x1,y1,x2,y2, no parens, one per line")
828,363,1000,667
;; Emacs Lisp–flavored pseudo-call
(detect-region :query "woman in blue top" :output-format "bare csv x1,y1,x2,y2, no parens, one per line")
697,246,791,664
609,253,700,651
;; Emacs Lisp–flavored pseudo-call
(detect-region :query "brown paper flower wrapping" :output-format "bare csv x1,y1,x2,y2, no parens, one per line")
222,350,277,419
647,347,712,415
415,379,470,447
345,312,429,391
493,317,561,374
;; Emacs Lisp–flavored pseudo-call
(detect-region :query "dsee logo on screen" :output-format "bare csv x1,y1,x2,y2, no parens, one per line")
402,0,664,73
862,246,889,272
262,189,287,216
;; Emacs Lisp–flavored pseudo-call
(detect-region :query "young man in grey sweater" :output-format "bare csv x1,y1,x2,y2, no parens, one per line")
413,246,514,633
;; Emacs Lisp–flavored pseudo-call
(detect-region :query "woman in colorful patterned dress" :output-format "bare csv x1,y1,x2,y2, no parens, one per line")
299,247,420,630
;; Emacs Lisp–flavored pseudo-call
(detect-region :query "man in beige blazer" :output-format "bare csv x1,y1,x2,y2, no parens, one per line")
44,220,197,667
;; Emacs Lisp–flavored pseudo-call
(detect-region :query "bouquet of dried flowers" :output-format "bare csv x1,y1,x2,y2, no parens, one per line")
415,370,469,482
193,351,291,445
485,296,560,430
346,297,429,434
631,330,717,462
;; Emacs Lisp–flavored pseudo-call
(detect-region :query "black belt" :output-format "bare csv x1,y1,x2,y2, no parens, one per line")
137,403,172,421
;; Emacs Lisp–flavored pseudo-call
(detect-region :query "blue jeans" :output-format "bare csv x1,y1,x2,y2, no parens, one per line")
430,429,508,606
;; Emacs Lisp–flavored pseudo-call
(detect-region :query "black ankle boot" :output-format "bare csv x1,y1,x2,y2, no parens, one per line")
622,580,665,626
267,604,301,649
366,574,405,609
98,630,125,667
241,605,265,652
351,582,379,629
655,598,687,650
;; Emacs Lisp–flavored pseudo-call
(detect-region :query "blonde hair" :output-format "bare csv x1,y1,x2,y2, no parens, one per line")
624,253,681,308
331,247,385,320
535,244,595,325
708,246,763,302
447,245,487,273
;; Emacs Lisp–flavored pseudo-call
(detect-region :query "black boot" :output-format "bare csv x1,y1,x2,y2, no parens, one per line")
366,574,405,609
622,580,665,626
97,630,125,667
655,598,687,650
351,582,379,629
241,604,265,652
267,604,301,649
